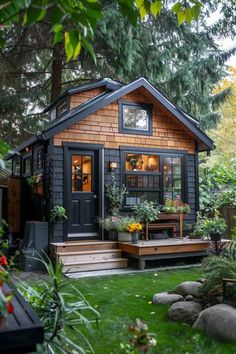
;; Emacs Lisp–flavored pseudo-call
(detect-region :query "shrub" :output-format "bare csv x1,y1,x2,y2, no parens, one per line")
198,242,236,303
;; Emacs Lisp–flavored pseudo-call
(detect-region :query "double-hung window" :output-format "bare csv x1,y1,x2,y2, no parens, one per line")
123,151,184,207
124,153,161,206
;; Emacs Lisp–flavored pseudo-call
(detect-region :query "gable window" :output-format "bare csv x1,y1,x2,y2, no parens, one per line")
119,101,152,135
122,151,183,207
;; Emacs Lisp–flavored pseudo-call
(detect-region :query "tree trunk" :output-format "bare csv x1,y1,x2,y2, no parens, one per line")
50,44,63,102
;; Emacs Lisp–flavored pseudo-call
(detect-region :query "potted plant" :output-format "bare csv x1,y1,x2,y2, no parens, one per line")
26,174,43,195
133,201,160,240
105,182,127,216
116,216,139,242
97,216,120,241
127,223,142,244
50,206,68,223
162,199,191,214
201,216,227,241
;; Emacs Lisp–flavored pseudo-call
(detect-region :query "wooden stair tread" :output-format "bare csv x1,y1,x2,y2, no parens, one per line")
62,258,128,266
57,249,121,256
51,241,117,247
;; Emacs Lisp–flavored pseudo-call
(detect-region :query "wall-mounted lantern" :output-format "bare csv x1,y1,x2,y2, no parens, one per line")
109,161,117,172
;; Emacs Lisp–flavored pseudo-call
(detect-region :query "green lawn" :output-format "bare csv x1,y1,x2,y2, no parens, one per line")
69,268,236,354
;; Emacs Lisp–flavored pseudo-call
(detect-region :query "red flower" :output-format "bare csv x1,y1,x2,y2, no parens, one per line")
6,302,14,314
0,256,8,266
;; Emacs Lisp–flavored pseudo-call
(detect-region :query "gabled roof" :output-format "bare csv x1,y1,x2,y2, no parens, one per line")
42,77,214,151
43,78,123,113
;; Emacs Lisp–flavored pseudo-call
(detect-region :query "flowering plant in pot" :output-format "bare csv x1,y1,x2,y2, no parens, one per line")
116,216,140,242
127,223,142,244
26,174,43,194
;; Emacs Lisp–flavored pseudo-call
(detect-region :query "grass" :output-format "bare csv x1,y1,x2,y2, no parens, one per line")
69,268,236,354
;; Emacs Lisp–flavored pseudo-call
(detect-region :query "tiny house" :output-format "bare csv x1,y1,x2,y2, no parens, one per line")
6,77,214,262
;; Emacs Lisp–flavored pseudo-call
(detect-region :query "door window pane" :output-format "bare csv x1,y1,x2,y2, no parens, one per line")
72,155,92,192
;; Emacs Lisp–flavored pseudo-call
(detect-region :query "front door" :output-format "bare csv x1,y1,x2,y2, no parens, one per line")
67,150,99,237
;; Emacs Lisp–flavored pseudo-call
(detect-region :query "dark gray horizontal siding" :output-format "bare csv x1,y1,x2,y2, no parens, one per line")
46,145,64,242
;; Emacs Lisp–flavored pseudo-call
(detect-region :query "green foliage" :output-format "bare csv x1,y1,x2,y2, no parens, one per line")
50,205,68,223
0,0,204,62
132,201,160,224
199,242,236,302
0,219,19,269
199,159,236,215
201,216,227,239
105,182,127,216
18,252,99,354
97,216,121,231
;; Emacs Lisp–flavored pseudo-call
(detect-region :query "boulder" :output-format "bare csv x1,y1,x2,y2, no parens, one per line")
175,281,201,297
185,295,194,301
193,304,236,342
152,292,183,304
168,301,202,325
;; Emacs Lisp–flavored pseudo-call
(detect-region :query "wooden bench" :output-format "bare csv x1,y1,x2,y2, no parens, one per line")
143,222,177,240
0,283,44,354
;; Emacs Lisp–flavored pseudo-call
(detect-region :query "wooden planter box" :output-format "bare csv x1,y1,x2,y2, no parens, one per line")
0,284,44,354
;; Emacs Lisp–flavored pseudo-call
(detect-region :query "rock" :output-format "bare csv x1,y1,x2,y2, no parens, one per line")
152,292,184,304
175,281,202,297
193,304,236,342
185,295,194,301
168,301,202,325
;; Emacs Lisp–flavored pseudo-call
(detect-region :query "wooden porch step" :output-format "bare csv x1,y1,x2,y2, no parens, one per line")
58,249,122,263
62,258,128,273
50,241,117,253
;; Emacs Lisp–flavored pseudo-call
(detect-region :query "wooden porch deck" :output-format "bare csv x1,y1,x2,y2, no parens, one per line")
51,238,230,272
117,238,229,270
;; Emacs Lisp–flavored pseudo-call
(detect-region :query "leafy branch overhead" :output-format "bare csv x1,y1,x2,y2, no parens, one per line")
0,0,204,61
